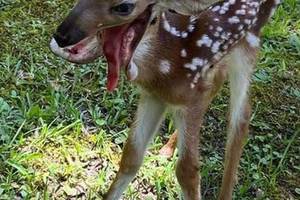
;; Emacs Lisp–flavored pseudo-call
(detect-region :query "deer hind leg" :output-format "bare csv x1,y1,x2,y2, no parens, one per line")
174,106,204,200
104,93,166,200
159,130,178,158
218,44,258,200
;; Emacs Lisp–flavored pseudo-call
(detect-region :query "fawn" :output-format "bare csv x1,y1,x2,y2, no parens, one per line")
50,0,280,199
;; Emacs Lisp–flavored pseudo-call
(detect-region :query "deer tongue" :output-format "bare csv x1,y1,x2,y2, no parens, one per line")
102,7,152,92
102,25,130,92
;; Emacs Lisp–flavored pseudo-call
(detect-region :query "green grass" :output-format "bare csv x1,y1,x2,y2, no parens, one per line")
0,0,299,199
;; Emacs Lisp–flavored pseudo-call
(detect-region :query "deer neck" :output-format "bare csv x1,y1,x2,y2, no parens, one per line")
130,11,207,104
131,11,183,81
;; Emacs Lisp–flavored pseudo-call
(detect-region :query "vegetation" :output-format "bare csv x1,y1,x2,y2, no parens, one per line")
0,0,299,199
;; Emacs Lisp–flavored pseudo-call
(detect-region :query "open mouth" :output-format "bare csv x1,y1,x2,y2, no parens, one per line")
102,6,153,91
50,35,102,64
50,6,153,92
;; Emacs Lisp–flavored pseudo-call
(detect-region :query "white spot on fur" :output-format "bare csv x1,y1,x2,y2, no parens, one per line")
246,32,260,47
228,16,240,24
214,32,220,37
170,27,181,37
212,41,222,53
219,9,227,15
181,32,188,38
229,0,236,4
248,9,257,15
159,60,171,74
234,34,240,39
192,72,201,84
213,52,223,61
184,63,197,71
253,17,258,24
221,32,230,40
212,5,221,12
197,34,213,47
192,57,205,66
238,24,244,31
162,13,171,32
236,9,246,15
188,24,195,32
240,30,246,36
181,49,187,57
248,1,260,7
269,7,277,18
244,19,252,25
216,26,223,32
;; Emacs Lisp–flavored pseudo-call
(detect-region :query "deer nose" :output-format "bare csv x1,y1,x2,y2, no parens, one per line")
53,28,86,48
53,32,72,48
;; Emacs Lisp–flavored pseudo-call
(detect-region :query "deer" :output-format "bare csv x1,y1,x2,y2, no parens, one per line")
50,0,280,199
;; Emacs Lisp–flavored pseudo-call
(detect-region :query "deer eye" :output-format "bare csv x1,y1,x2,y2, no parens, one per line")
111,3,135,16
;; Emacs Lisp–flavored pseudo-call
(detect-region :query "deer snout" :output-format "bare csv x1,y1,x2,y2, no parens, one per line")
53,23,87,48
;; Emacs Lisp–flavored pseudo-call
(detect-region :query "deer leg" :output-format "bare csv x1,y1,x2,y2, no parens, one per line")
218,46,256,200
159,130,178,158
173,65,227,200
174,106,206,200
104,93,166,200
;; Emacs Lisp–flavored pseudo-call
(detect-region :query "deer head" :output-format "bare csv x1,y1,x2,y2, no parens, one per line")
50,0,162,91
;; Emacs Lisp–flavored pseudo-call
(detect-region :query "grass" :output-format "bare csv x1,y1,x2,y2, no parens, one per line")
0,0,299,199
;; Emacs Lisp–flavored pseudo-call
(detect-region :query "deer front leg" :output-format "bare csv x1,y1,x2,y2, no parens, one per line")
218,46,256,200
174,106,207,200
104,93,166,200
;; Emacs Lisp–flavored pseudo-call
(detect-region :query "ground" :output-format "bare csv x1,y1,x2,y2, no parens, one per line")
0,0,299,199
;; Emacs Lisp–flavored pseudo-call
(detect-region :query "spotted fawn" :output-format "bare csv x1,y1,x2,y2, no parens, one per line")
50,0,280,199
